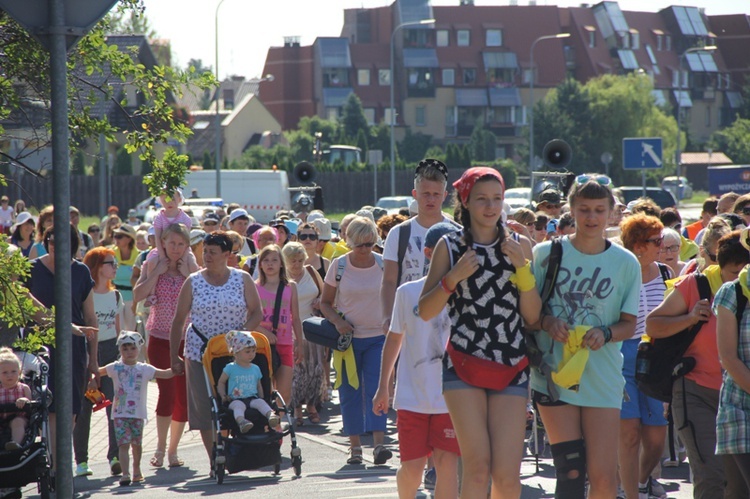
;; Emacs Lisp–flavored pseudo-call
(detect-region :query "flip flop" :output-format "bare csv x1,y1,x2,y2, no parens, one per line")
168,454,184,468
150,450,165,468
132,475,144,483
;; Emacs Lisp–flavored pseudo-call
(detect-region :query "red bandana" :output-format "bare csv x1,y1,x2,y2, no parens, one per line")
452,167,505,205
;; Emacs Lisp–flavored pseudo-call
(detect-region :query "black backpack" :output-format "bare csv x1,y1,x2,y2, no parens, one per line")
635,272,711,403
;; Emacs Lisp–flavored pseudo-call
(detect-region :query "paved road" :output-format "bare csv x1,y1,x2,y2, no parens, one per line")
19,380,695,498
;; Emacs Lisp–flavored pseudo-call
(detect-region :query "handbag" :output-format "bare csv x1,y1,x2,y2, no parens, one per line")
446,342,528,391
302,316,352,352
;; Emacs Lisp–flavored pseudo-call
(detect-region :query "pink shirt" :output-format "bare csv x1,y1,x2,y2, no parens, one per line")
324,254,384,338
153,208,192,230
257,284,294,346
145,272,187,340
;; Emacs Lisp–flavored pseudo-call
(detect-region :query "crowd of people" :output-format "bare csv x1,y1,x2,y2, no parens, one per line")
1,166,750,499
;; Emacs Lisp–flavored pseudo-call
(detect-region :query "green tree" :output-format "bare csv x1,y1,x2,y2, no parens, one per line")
470,124,496,162
113,147,133,175
369,122,392,162
340,93,369,142
398,130,433,164
356,128,369,162
285,130,315,163
297,116,338,144
710,118,750,164
445,143,459,169
202,150,214,170
72,149,86,175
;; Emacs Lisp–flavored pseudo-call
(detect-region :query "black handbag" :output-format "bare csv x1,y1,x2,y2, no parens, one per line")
303,316,352,351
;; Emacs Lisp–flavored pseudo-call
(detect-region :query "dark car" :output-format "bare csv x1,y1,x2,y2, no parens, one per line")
618,187,677,210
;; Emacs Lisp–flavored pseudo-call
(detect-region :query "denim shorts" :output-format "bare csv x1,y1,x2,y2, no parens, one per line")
443,366,528,397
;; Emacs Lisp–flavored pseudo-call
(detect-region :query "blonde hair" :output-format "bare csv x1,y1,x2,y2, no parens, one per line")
345,216,378,247
0,347,20,370
281,241,306,263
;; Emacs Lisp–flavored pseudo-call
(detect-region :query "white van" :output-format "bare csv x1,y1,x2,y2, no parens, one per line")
185,170,291,223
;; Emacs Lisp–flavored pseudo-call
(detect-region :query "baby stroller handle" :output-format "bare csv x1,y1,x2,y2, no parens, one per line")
0,400,41,413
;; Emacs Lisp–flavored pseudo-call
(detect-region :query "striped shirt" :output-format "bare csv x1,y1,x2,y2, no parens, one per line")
634,266,669,340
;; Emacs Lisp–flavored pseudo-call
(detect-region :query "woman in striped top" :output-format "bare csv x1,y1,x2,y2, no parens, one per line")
618,214,671,499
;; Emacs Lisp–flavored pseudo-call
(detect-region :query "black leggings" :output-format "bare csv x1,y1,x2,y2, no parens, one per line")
724,454,750,498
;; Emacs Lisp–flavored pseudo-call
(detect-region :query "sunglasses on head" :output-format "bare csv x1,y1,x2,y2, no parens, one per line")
298,233,318,241
203,233,232,252
575,174,612,187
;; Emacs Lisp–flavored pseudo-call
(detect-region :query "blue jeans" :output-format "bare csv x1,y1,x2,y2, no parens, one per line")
338,335,387,437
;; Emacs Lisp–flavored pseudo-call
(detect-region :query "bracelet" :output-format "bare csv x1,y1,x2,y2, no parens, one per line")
601,325,613,343
514,262,536,292
440,276,456,294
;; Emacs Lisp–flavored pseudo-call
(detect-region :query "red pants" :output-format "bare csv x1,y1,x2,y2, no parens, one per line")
148,336,187,421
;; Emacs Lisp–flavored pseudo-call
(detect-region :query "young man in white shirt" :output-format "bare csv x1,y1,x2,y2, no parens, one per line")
373,222,460,499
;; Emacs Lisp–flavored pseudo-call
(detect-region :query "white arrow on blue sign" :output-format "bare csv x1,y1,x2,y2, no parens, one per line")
622,137,663,170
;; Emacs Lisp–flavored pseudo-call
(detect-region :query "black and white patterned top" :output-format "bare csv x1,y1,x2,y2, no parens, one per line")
184,268,248,362
443,230,528,384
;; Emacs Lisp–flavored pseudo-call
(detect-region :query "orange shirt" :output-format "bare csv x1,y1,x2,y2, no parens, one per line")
685,220,703,241
674,273,722,390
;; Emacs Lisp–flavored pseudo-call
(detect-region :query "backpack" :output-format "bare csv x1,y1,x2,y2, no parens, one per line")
395,218,461,285
635,272,711,403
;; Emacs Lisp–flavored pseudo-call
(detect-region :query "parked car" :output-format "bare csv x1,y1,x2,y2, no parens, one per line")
376,196,412,215
504,187,532,211
661,176,693,200
618,187,677,210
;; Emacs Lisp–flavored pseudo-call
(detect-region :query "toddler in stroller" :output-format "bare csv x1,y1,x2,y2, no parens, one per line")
217,331,280,432
0,347,32,451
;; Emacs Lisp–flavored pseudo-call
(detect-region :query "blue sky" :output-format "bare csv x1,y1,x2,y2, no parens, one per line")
144,0,744,80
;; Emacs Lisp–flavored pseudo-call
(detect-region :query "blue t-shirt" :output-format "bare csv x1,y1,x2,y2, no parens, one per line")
530,237,641,408
223,362,262,400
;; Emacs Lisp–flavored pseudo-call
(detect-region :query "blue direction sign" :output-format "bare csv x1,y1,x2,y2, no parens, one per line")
622,137,663,170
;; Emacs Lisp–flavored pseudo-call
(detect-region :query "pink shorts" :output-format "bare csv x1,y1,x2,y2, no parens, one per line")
396,410,460,461
275,343,294,368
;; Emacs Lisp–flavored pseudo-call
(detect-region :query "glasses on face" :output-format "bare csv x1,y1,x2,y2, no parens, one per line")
354,242,375,248
575,174,612,186
114,234,128,240
102,260,118,268
660,244,680,253
704,248,717,261
543,203,561,210
645,236,664,246
534,223,547,231
525,221,536,227
203,221,218,226
89,228,100,233
298,233,318,241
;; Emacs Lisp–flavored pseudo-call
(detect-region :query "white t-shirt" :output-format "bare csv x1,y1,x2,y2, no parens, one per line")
0,206,13,228
390,277,451,414
106,362,156,420
93,290,122,342
383,216,451,286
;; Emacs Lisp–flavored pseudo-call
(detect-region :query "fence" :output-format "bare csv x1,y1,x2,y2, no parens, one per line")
0,168,469,217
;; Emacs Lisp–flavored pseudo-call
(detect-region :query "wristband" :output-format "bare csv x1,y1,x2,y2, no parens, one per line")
514,262,537,293
601,325,612,343
440,276,456,294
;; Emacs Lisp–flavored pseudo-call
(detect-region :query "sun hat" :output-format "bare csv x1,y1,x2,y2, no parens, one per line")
312,218,332,240
114,224,137,240
11,212,36,233
116,331,145,348
190,229,206,246
225,330,256,353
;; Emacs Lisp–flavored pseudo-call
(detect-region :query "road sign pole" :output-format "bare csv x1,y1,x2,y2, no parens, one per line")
642,170,647,198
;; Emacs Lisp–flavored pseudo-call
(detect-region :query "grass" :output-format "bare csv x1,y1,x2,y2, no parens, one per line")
681,190,709,205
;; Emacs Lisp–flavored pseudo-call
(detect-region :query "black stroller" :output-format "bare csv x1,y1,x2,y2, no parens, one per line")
202,332,302,484
0,349,53,498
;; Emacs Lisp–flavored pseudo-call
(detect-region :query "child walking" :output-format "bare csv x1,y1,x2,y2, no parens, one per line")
0,347,32,451
254,244,304,409
99,332,173,486
217,331,281,432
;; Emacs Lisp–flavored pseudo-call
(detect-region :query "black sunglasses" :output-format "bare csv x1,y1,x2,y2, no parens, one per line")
298,233,318,241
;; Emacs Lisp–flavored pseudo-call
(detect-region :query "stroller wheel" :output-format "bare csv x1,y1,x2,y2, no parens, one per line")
292,454,302,477
215,463,225,485
39,473,51,499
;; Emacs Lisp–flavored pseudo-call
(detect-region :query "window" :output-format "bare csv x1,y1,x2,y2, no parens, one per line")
490,106,513,124
682,70,688,88
522,69,533,85
384,107,395,126
463,68,476,85
620,32,629,49
407,69,435,97
437,30,449,47
486,29,502,47
705,106,711,127
665,35,671,51
588,31,596,48
631,31,639,50
326,108,339,121
442,68,455,86
415,106,426,126
378,69,390,86
357,69,370,86
323,69,349,87
457,29,470,47
672,69,679,88
364,108,375,126
445,106,457,136
656,35,662,51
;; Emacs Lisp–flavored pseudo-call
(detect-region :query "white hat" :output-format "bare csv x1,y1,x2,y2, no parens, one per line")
116,331,145,348
11,212,36,233
307,211,325,224
190,229,206,246
312,218,332,240
228,208,250,224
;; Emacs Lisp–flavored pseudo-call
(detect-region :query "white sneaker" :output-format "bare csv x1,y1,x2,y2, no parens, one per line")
649,477,667,499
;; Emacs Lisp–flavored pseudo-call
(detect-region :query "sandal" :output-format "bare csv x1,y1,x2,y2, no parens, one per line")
132,474,144,483
119,474,131,487
295,417,305,427
168,454,184,467
307,412,320,424
346,446,363,465
373,444,393,465
149,450,165,468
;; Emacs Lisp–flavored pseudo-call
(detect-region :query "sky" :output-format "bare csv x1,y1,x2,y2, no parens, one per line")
142,0,744,80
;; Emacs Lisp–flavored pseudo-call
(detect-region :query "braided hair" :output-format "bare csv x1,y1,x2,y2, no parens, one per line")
452,176,507,260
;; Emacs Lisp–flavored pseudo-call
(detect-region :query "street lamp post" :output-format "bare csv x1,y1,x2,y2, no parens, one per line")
675,45,717,178
389,18,435,196
215,0,227,198
528,33,570,171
